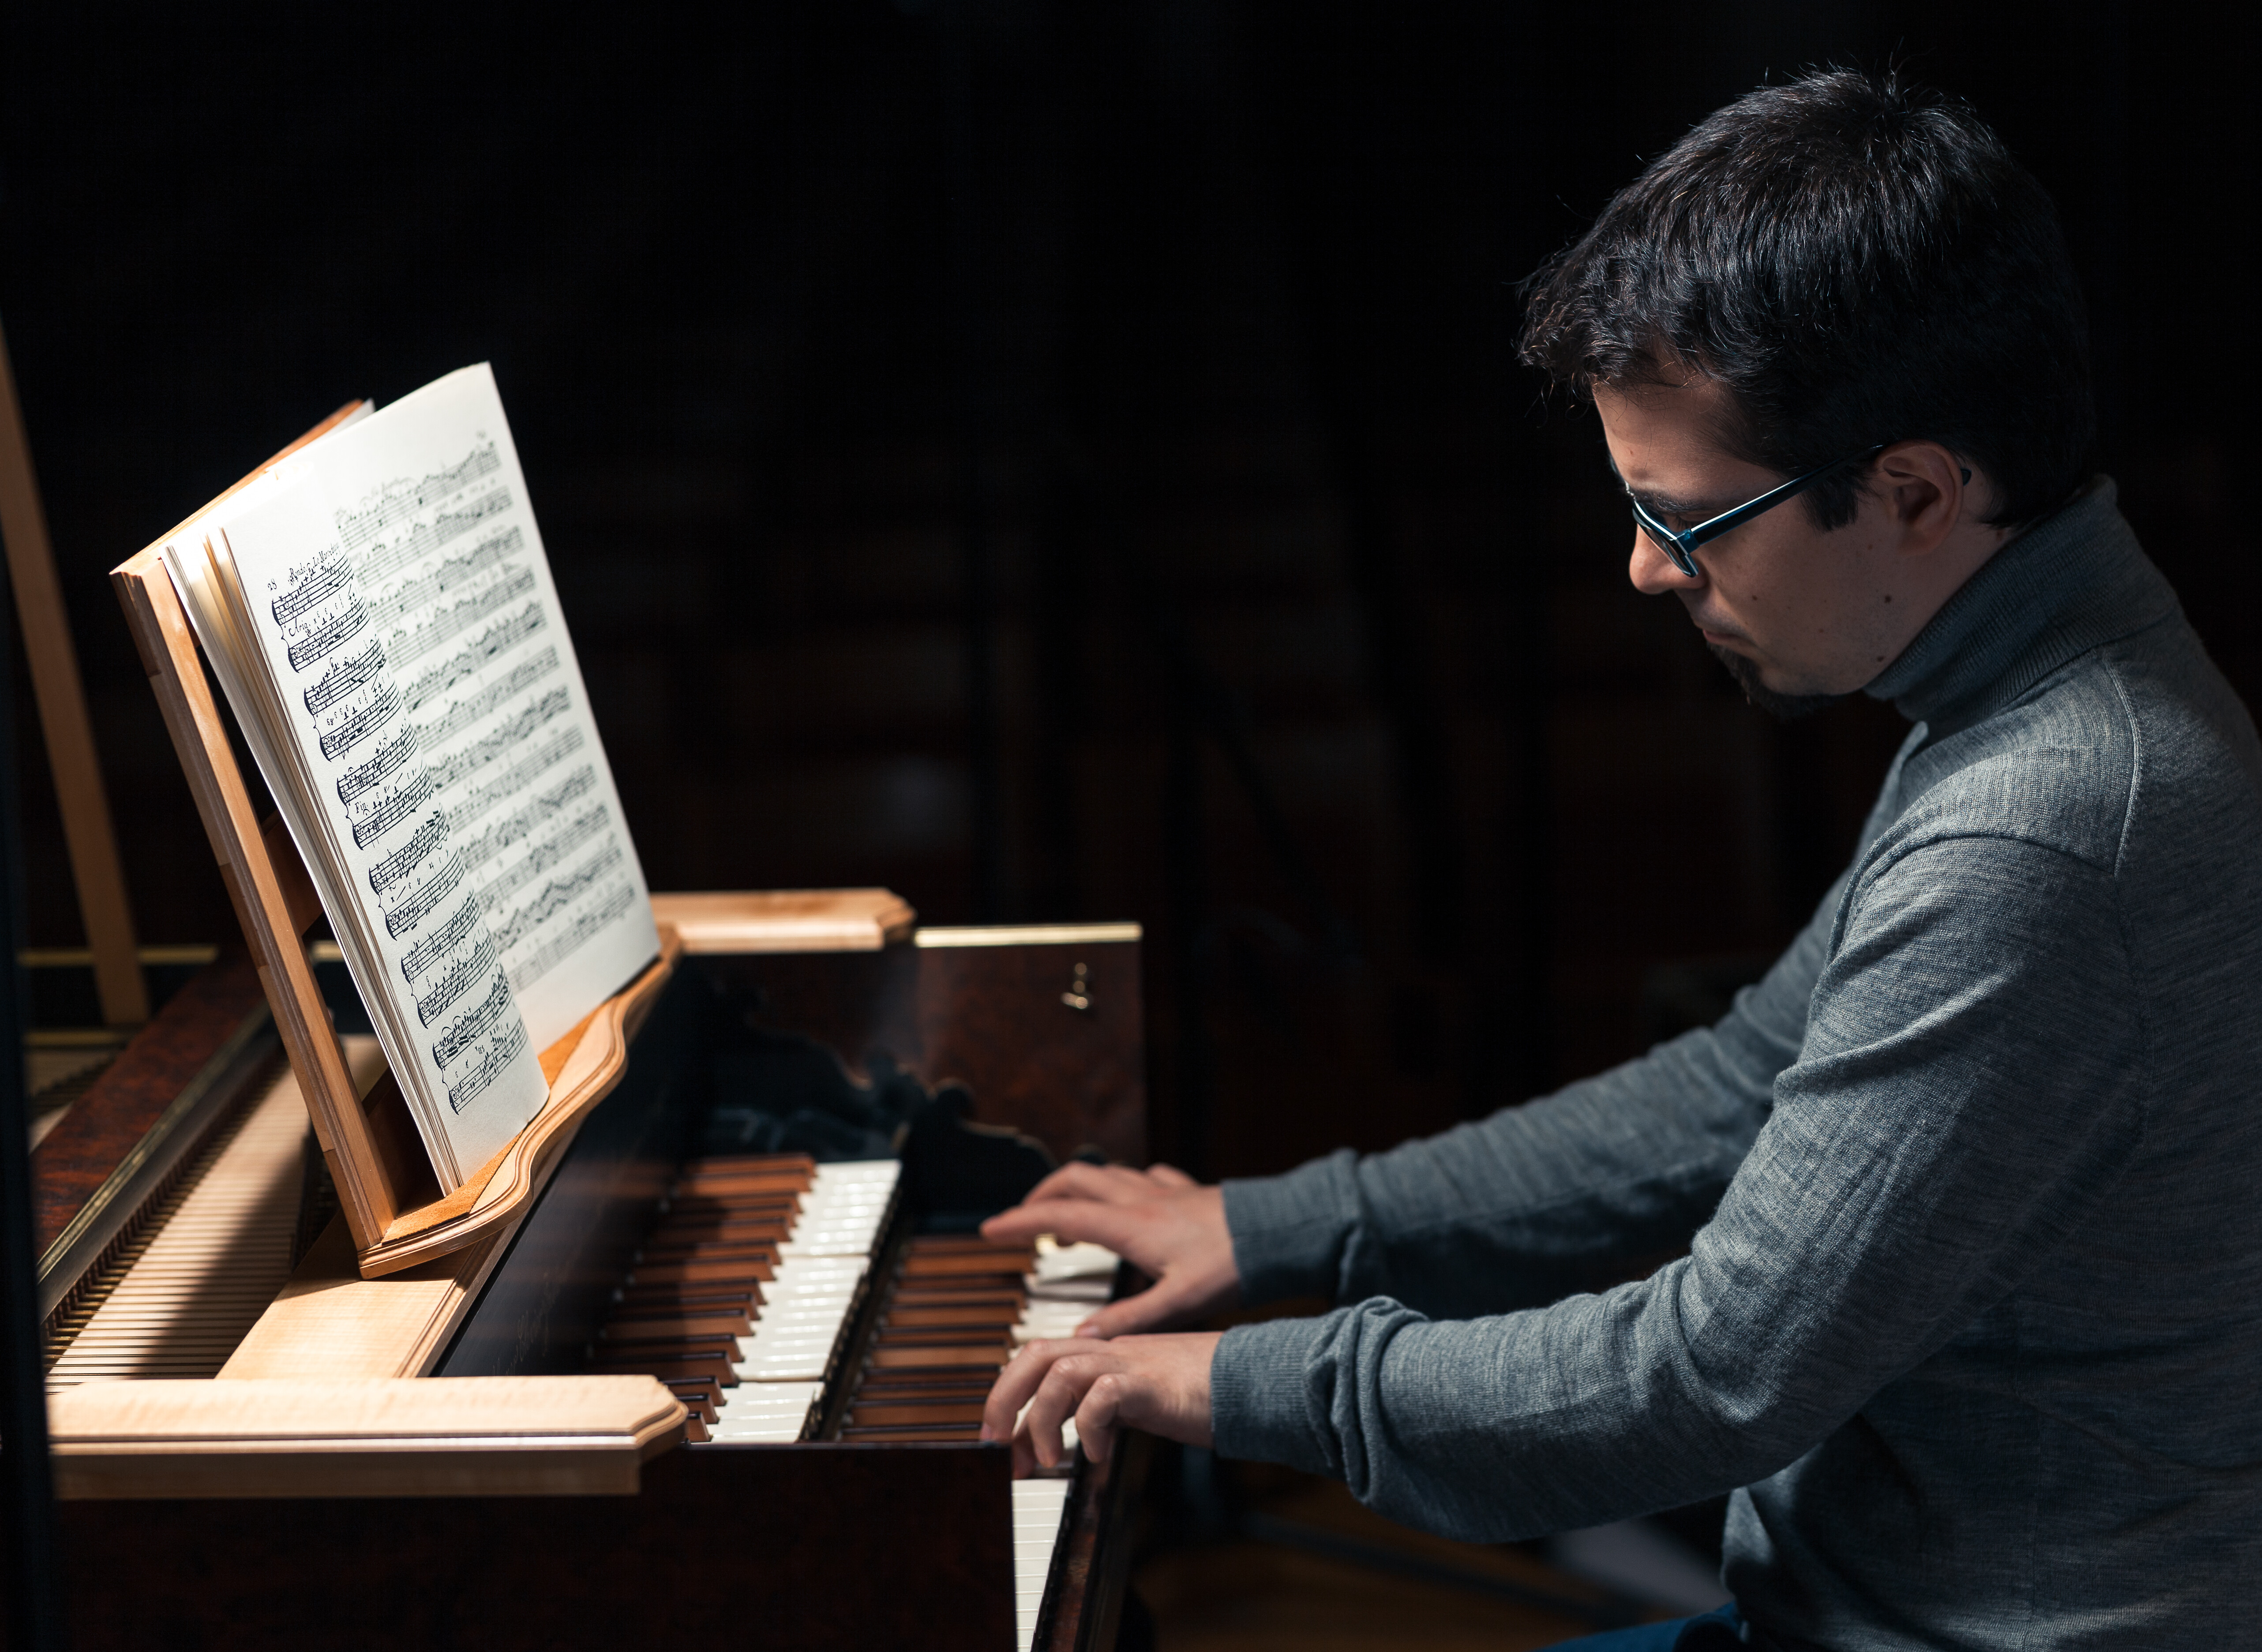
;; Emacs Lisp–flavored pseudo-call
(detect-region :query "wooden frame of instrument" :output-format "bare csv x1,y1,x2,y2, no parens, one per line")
35,928,1152,1649
109,405,676,1280
46,1375,688,1499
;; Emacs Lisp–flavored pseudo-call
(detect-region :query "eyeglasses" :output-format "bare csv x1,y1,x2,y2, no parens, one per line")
1628,444,1889,577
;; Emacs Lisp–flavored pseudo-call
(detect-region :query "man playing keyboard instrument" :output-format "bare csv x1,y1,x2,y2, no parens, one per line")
982,70,2262,1652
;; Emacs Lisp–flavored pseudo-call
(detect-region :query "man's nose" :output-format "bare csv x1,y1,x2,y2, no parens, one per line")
1628,529,1705,595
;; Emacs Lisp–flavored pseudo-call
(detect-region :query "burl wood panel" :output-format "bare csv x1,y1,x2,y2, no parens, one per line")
29,951,268,1255
700,939,1146,1167
1045,1432,1152,1652
15,1443,1017,1652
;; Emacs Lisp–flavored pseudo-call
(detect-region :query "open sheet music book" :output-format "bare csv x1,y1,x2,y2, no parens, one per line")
158,364,660,1188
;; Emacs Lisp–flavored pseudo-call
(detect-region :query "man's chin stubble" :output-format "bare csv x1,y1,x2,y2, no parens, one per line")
1705,642,1844,722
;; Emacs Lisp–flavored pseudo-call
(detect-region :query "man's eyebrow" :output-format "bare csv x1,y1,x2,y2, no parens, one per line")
1603,457,1720,520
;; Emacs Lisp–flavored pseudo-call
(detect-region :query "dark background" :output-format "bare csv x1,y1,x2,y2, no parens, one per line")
1,1,2245,1181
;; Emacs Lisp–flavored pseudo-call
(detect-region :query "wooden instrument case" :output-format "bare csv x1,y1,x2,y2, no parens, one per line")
24,927,1149,1650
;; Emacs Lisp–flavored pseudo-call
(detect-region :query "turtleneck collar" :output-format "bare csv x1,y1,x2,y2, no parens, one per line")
1863,477,2176,731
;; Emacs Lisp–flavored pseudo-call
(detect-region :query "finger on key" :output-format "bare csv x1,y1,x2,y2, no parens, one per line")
1074,1370,1129,1465
980,1198,1145,1251
1020,1352,1104,1474
983,1338,1066,1446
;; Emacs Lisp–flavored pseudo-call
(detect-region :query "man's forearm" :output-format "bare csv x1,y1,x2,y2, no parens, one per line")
1221,1014,1786,1317
1218,869,1838,1317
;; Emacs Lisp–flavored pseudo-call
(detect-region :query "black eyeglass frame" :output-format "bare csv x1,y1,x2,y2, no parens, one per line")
1629,443,1890,577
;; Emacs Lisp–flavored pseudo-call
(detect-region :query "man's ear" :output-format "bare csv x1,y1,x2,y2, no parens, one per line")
1874,441,1969,556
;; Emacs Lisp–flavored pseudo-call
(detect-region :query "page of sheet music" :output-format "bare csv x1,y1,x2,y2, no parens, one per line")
298,364,660,1052
191,481,552,1183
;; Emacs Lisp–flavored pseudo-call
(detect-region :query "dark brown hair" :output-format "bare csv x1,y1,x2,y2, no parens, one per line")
1519,70,2093,529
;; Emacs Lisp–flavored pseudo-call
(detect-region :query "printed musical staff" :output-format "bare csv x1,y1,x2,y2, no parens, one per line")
490,839,625,955
475,805,609,909
388,563,537,667
348,768,435,850
446,725,584,836
425,687,570,793
367,812,449,898
315,677,401,761
434,970,514,1070
365,526,520,628
173,367,639,1186
284,591,370,672
334,442,501,554
445,1017,527,1116
336,723,419,809
401,894,484,985
383,849,465,940
271,546,354,627
352,484,514,588
413,646,559,748
507,882,636,994
399,603,545,714
413,926,498,1029
305,637,389,718
456,763,597,875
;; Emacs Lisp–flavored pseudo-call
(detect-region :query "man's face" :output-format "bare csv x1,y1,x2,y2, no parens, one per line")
1594,375,1909,710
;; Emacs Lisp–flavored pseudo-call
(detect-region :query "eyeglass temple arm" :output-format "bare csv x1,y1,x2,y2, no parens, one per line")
1686,444,1890,545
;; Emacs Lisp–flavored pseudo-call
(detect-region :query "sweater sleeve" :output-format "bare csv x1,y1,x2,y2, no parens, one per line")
1221,867,1840,1318
1209,833,2149,1540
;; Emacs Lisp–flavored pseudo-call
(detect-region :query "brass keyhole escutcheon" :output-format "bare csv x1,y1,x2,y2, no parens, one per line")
1061,961,1093,1013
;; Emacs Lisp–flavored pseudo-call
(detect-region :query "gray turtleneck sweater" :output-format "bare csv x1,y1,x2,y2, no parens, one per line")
1208,481,2262,1650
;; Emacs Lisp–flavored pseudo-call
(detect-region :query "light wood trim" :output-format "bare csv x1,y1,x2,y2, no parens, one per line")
651,888,916,953
219,1213,508,1380
49,1377,684,1499
109,547,390,1247
914,922,1143,947
259,811,324,936
0,315,147,1026
352,929,679,1277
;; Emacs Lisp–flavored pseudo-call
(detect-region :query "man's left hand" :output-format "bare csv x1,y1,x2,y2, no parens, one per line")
981,1332,1221,1477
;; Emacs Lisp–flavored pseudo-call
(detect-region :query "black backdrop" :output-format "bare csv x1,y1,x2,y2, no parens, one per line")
2,0,2246,1178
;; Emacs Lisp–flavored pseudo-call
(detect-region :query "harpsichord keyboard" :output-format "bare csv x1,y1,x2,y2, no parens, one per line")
586,1151,1120,1649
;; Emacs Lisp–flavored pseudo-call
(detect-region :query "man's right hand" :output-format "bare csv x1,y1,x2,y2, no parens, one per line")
979,1163,1241,1337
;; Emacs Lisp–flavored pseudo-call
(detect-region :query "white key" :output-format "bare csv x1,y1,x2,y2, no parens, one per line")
771,1258,868,1286
717,1392,818,1416
708,1419,805,1442
768,1275,865,1294
1011,1479,1076,1651
712,1398,814,1421
739,1329,844,1360
757,1308,852,1332
739,1333,839,1358
737,1351,839,1374
755,1294,852,1322
1033,1241,1120,1282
